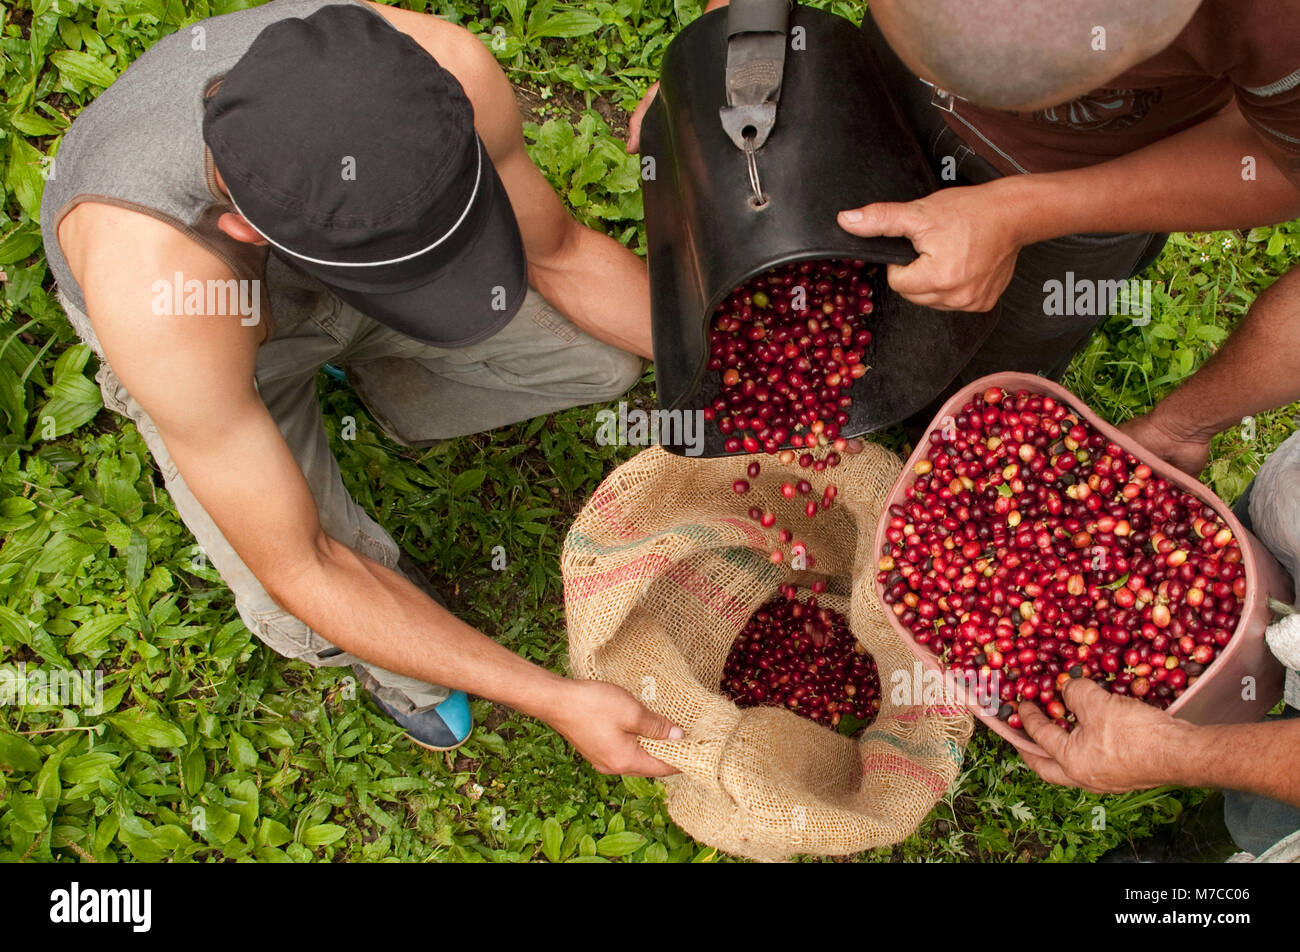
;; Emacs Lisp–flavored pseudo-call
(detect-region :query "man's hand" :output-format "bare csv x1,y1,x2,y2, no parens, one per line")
625,81,658,154
837,183,1022,312
1018,677,1195,794
1119,413,1212,477
548,679,684,777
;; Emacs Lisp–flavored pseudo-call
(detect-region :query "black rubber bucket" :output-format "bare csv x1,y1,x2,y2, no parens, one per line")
641,2,998,457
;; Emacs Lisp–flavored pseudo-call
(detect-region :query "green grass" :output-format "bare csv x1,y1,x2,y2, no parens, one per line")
1,0,1296,863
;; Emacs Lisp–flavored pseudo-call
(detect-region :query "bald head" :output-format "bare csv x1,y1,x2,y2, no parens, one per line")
871,0,1202,110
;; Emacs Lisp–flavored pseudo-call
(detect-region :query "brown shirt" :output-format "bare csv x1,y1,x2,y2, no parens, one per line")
942,0,1300,174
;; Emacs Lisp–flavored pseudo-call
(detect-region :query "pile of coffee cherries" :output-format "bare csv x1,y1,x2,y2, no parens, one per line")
706,259,874,455
721,586,882,733
877,387,1246,730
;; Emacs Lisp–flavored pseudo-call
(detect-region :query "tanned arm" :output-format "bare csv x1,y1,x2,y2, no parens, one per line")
373,4,653,358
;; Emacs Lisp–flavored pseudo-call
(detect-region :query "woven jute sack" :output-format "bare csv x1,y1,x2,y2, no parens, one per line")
562,444,973,860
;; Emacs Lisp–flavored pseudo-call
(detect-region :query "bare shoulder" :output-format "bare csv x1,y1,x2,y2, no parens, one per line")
363,2,521,154
59,200,263,437
361,1,495,72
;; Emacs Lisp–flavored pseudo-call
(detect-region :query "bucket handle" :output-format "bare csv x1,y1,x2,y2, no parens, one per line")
718,0,792,152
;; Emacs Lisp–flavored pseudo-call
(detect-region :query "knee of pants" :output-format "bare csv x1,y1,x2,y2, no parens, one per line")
574,344,646,402
242,603,353,669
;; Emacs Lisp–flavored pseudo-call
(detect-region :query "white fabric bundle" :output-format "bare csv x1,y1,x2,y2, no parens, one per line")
1248,429,1300,708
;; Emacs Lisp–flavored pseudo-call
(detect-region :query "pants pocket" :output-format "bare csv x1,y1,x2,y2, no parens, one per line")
244,605,351,667
353,520,399,568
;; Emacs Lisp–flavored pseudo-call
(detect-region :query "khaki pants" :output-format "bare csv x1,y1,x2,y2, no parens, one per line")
61,255,645,712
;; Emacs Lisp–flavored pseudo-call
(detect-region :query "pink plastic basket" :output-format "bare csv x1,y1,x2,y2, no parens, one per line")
872,372,1292,758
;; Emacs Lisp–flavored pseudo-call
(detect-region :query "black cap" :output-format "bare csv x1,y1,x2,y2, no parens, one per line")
203,4,527,346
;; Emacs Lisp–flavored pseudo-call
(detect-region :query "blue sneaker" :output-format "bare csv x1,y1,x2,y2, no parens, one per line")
372,690,473,752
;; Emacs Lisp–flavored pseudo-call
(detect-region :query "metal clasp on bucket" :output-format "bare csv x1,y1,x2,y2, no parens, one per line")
718,0,791,207
743,133,768,207
920,77,960,113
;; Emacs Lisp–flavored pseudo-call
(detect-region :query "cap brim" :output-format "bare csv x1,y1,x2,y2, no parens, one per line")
306,159,529,348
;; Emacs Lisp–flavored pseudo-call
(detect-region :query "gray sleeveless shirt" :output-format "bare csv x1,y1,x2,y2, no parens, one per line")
39,0,369,337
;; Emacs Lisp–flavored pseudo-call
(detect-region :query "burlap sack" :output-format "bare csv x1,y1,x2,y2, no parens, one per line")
562,443,973,861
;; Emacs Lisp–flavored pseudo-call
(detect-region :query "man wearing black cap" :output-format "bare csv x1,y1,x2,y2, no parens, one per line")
42,0,682,774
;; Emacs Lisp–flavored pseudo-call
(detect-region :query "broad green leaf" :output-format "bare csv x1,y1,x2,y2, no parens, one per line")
49,49,119,88
257,818,293,849
8,794,49,833
196,804,240,845
33,534,96,573
108,708,187,748
503,0,526,31
104,522,132,550
532,11,603,38
0,226,44,264
0,497,36,518
0,605,32,645
836,712,866,736
126,529,147,588
61,750,122,785
301,823,346,847
254,846,293,863
117,813,167,862
560,821,585,861
52,343,93,379
67,612,128,654
151,824,197,851
57,17,82,51
49,372,100,404
96,680,128,717
0,729,42,773
540,816,563,862
621,774,658,799
259,725,293,748
182,748,206,794
228,731,258,770
123,0,168,18
6,138,47,221
0,364,26,436
451,468,487,496
31,396,102,442
35,735,80,801
595,831,645,857
9,113,62,137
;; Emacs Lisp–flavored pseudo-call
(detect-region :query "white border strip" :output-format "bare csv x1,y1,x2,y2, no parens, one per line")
1255,120,1300,145
1243,67,1300,98
946,109,1030,175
